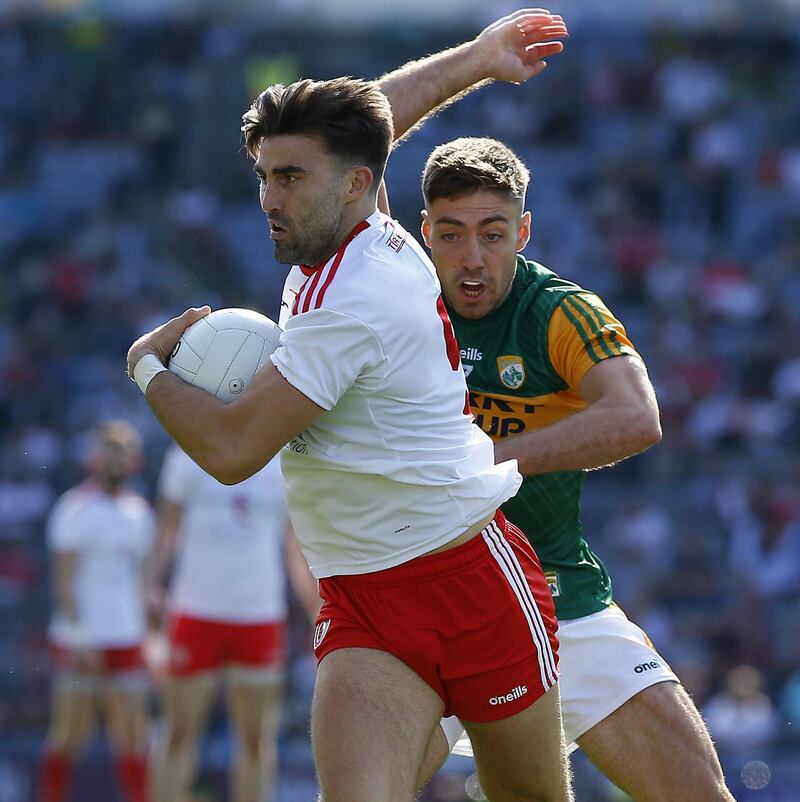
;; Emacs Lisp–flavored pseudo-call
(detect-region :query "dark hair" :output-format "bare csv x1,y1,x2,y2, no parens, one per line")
242,77,394,188
422,137,530,206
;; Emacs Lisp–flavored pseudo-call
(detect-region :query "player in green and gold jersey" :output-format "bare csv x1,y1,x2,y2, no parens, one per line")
416,138,736,801
371,12,734,796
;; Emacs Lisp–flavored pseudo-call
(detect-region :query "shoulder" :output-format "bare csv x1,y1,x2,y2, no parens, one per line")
53,482,97,516
313,213,437,319
518,258,587,302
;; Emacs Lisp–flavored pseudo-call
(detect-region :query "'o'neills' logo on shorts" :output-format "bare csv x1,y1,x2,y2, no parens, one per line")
488,685,528,705
313,620,331,651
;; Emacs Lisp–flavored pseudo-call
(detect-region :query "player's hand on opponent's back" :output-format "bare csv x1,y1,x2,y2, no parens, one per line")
126,306,211,379
473,8,568,84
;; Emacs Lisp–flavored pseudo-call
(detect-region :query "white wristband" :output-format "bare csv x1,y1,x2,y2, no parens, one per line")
133,353,168,395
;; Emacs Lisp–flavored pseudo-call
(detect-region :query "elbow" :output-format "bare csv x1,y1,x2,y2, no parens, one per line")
203,447,276,486
208,460,254,486
632,409,662,451
194,448,254,486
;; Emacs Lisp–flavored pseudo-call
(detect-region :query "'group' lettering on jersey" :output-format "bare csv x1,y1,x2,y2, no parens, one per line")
273,211,521,579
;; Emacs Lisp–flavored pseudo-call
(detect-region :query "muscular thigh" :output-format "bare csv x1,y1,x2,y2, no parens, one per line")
226,675,284,743
465,684,572,802
163,674,217,741
312,648,444,802
578,681,734,802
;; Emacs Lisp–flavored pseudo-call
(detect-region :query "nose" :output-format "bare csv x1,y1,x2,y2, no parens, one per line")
260,181,280,217
461,235,483,271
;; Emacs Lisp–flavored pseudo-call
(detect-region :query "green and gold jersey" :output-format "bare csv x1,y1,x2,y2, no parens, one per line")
450,256,641,620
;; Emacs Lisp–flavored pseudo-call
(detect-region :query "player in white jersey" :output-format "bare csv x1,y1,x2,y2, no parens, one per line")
149,446,319,802
127,31,574,800
39,421,155,802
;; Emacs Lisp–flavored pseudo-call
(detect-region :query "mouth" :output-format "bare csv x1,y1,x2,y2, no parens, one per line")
460,280,486,300
269,221,288,241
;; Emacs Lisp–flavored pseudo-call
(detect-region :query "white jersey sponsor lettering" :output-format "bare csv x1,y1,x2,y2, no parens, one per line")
47,482,155,648
158,446,288,622
272,211,521,578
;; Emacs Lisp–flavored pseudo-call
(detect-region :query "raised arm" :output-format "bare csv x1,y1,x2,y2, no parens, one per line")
378,9,568,141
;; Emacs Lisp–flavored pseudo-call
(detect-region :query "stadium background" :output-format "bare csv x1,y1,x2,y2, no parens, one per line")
1,0,799,799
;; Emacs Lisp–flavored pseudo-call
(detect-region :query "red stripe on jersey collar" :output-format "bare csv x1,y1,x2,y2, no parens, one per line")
298,218,371,275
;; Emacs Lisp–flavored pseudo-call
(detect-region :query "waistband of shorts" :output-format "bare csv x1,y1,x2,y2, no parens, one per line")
324,510,507,588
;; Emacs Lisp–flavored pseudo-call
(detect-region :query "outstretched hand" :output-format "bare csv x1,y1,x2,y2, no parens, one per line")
126,306,211,379
474,8,568,84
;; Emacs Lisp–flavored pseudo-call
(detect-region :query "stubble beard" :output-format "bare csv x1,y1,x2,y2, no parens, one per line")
272,189,346,266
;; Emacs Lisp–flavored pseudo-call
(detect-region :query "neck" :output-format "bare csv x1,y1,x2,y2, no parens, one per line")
319,199,377,265
96,476,124,495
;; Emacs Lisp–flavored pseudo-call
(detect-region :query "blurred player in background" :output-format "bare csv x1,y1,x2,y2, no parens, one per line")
377,43,737,795
148,446,319,802
127,11,575,801
40,421,155,802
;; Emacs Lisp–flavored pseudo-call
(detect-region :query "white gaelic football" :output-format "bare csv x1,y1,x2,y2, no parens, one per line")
168,308,282,403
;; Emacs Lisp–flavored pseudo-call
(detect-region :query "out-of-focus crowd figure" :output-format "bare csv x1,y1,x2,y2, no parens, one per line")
1,7,799,799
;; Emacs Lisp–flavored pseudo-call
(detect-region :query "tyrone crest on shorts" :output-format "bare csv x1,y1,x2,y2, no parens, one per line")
497,355,525,389
313,619,331,650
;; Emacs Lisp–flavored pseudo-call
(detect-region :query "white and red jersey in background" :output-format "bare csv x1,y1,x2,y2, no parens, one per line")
47,482,156,648
158,447,289,623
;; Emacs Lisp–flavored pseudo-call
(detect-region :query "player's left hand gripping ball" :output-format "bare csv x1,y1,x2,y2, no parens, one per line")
127,307,212,385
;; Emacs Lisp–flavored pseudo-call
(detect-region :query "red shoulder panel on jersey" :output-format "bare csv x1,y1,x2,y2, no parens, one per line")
292,219,371,315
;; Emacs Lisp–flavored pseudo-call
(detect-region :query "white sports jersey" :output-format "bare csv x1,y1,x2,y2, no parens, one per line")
47,482,155,648
158,446,289,622
272,210,521,578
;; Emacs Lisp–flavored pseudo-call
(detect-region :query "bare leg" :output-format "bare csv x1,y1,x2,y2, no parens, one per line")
226,671,284,802
151,674,216,802
415,724,450,792
40,679,98,802
104,682,151,802
312,648,444,802
45,679,98,757
578,682,735,802
465,684,573,802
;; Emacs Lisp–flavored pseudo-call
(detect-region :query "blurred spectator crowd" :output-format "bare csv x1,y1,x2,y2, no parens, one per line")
0,8,799,799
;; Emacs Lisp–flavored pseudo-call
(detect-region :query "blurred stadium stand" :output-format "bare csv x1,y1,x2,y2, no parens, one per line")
1,1,799,800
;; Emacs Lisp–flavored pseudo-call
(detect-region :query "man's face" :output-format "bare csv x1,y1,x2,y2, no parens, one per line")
93,439,139,485
255,134,348,266
422,190,531,319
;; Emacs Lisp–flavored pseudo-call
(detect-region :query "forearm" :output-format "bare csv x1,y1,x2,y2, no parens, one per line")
495,401,661,476
145,372,259,484
378,41,490,141
53,565,79,623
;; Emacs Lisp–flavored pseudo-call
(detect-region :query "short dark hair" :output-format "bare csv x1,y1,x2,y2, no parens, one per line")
242,77,394,188
422,137,530,206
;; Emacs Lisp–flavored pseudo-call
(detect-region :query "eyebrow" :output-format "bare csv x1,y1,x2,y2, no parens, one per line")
434,214,511,227
253,165,308,178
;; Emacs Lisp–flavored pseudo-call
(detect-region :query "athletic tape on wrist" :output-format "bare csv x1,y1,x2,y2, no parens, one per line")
133,353,167,395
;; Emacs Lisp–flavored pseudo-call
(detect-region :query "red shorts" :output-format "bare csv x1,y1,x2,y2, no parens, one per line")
50,643,145,674
314,511,559,722
167,614,286,676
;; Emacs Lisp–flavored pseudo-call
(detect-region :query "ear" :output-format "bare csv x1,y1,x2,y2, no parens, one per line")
343,166,374,204
517,211,532,252
420,209,432,248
